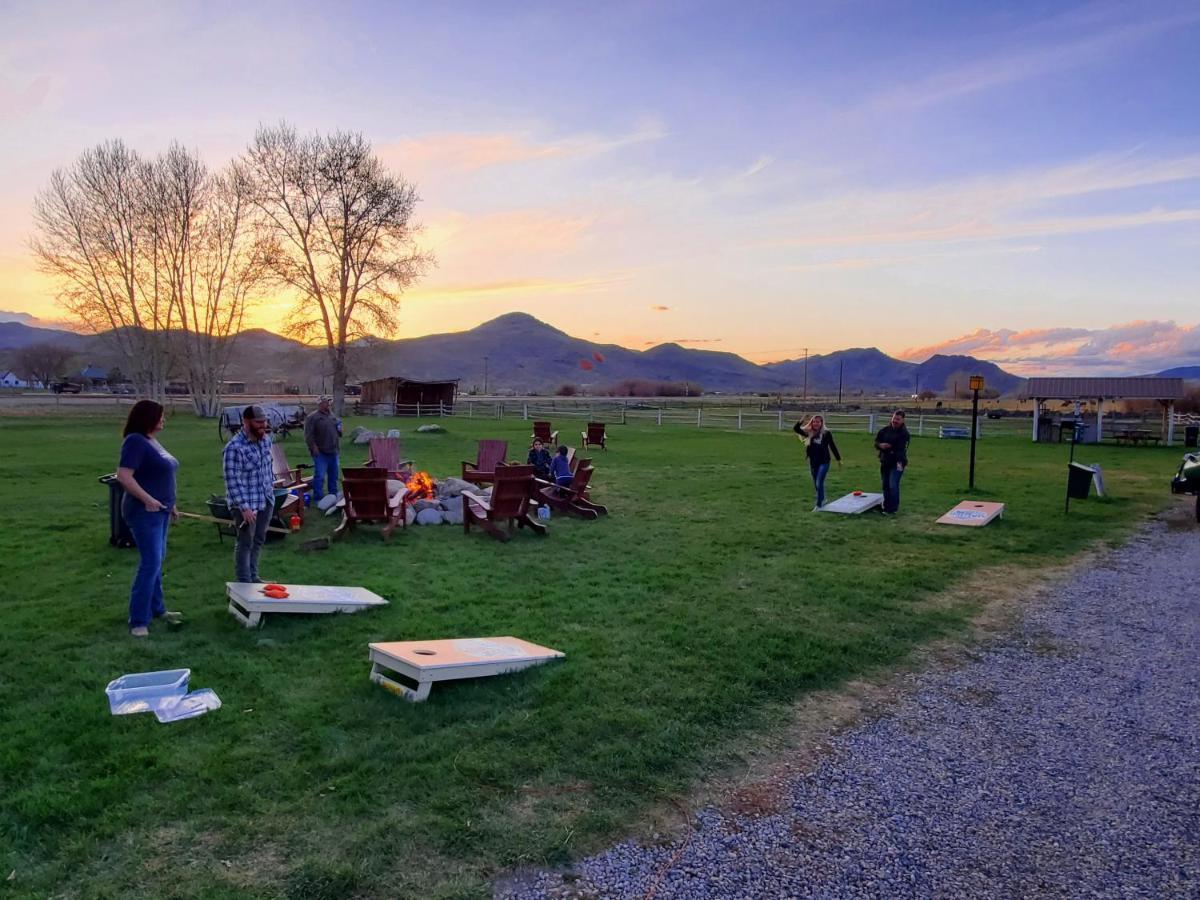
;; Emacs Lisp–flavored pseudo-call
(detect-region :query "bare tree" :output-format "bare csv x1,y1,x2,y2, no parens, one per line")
31,141,175,399
240,123,433,415
148,144,263,416
13,342,76,390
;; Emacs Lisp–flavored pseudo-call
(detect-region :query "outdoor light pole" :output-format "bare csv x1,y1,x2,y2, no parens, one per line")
483,356,489,395
968,375,984,490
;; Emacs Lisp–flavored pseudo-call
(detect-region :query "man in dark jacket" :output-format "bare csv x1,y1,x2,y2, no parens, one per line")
304,395,342,502
874,409,910,515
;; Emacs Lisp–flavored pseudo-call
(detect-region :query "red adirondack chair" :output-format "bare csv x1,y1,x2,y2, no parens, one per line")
581,422,607,451
536,464,607,520
271,444,311,491
366,437,414,478
461,439,509,485
531,420,559,446
462,464,546,542
335,467,405,541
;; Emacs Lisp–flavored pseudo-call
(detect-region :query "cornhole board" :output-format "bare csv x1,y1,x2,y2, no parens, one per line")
818,492,884,514
936,501,1005,527
368,636,564,702
225,582,388,628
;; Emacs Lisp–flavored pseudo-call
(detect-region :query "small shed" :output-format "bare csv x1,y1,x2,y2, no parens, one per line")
360,376,459,415
1021,377,1186,444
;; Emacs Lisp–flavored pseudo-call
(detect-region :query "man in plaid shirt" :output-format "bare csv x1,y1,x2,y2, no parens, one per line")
223,405,276,583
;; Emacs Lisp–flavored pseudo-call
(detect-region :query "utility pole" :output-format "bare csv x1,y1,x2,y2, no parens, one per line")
802,348,808,402
837,359,844,406
483,356,489,395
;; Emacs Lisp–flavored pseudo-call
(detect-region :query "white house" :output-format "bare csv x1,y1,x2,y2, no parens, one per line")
0,371,45,389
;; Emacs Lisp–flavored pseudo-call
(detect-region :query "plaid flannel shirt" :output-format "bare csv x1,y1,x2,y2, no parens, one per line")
223,430,276,511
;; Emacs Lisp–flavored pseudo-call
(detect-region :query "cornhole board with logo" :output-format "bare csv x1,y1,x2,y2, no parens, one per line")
936,501,1005,527
818,492,884,514
368,636,565,702
226,582,388,628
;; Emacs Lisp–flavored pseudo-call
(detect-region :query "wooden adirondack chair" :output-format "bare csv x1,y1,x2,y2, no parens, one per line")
271,444,311,491
461,439,509,485
335,467,405,541
462,464,546,542
531,420,559,446
536,464,608,520
366,437,414,478
581,422,607,451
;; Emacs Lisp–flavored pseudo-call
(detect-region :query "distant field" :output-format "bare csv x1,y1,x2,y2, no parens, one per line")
0,412,1184,899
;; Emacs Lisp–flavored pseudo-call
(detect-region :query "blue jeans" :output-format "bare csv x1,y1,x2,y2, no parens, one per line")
811,462,830,507
312,452,339,499
232,505,272,583
881,464,905,513
122,501,170,628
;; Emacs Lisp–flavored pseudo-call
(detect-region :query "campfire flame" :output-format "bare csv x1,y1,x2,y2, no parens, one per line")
405,471,436,500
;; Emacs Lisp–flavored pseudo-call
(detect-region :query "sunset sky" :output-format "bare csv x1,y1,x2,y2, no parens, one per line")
2,0,1198,374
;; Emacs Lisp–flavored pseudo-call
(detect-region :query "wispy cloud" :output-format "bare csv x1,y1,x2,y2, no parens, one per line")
784,244,1042,272
409,274,630,301
870,6,1200,111
650,304,670,311
901,320,1200,374
380,120,666,177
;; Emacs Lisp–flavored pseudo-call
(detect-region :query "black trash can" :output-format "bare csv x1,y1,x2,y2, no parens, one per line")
99,474,136,548
1067,462,1094,500
1186,425,1199,448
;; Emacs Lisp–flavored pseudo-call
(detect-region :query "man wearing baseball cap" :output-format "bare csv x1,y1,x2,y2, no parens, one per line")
222,405,276,583
304,394,342,502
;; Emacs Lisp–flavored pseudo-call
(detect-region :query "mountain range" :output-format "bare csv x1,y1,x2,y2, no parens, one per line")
0,312,1191,395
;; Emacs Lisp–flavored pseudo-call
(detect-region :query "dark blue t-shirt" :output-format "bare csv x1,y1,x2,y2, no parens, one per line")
119,433,179,507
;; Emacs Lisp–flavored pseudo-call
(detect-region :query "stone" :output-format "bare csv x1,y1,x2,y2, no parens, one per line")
386,428,401,438
410,498,439,512
415,507,443,525
351,427,378,445
440,503,465,525
403,504,416,526
417,423,446,433
437,477,474,498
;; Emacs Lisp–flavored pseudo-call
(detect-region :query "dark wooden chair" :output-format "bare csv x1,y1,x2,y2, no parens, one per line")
535,464,607,520
581,422,607,451
531,420,559,446
335,467,404,541
462,464,546,542
271,444,311,491
462,439,509,485
366,437,414,477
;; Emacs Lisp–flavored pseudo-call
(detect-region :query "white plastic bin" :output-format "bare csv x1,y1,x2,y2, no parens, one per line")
106,669,190,715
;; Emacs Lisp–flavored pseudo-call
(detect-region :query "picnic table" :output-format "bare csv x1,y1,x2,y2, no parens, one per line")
1114,428,1159,446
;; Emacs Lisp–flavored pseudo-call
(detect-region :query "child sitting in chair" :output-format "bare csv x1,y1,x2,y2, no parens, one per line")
527,439,552,479
550,445,573,487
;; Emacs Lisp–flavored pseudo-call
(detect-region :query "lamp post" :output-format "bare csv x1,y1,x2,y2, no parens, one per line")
968,375,984,490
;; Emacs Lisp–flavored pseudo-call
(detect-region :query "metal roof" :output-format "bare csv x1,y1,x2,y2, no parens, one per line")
1022,377,1185,400
361,375,460,385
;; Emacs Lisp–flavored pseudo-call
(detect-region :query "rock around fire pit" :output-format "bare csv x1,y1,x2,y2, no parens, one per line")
401,475,485,526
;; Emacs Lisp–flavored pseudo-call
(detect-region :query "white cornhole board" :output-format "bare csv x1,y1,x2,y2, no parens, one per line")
368,636,564,702
818,492,884,514
226,582,388,628
936,501,1005,527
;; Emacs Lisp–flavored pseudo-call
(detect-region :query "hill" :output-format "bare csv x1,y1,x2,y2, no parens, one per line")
2,312,1033,395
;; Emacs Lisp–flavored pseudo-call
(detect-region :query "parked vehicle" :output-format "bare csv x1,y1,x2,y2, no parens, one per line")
344,384,362,396
986,409,1007,419
108,383,135,395
165,382,190,395
51,380,83,394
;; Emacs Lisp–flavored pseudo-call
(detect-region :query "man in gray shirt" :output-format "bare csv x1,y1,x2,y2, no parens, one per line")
304,395,342,501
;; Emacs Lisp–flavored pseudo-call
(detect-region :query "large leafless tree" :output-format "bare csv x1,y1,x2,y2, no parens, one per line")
240,123,433,415
31,141,174,399
32,141,262,412
148,144,263,416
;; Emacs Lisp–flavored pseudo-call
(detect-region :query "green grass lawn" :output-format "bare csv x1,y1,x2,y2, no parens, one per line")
0,413,1183,898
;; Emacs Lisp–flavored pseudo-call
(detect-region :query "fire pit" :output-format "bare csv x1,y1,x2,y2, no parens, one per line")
399,472,482,526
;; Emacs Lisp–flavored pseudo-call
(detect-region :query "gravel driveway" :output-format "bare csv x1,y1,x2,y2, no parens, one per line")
501,517,1200,899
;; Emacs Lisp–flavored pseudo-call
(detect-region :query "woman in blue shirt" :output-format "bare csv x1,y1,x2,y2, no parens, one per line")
116,400,181,636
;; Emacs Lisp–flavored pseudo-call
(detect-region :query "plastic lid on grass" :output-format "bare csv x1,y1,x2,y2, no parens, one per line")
153,689,222,723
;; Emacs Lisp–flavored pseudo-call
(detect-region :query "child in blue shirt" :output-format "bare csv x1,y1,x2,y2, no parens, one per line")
549,445,573,486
